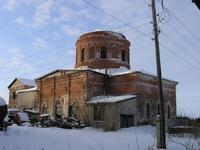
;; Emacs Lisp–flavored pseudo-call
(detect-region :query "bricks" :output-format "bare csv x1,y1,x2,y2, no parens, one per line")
8,31,178,128
75,31,130,69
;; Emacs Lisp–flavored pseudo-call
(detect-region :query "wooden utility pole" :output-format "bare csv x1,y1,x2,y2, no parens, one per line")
151,0,166,149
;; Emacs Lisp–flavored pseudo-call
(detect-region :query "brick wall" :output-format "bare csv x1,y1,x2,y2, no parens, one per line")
75,31,130,69
109,72,177,124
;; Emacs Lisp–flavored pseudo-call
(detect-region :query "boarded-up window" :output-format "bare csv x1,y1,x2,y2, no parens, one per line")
93,105,104,121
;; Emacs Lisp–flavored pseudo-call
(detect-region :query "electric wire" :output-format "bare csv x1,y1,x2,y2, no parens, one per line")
168,9,200,42
82,0,152,39
1,0,199,82
160,31,200,64
165,22,200,55
160,43,200,72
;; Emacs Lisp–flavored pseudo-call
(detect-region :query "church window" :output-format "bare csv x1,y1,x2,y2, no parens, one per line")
89,47,95,59
81,48,85,62
55,101,63,117
146,103,150,119
69,101,79,118
42,103,48,114
13,92,16,99
121,50,125,61
100,47,107,59
93,105,104,121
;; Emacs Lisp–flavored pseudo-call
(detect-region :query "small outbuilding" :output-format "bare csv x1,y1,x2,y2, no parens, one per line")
87,95,138,130
8,78,37,110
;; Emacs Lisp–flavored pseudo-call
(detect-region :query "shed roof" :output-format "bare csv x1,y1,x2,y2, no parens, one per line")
87,94,137,104
8,77,36,88
16,87,37,93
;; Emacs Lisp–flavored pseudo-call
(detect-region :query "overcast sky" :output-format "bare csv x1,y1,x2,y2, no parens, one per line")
0,0,199,117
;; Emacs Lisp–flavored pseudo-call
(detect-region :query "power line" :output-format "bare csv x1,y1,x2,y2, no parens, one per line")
168,9,200,42
160,43,200,72
82,0,152,39
111,20,151,31
160,31,200,64
166,22,200,54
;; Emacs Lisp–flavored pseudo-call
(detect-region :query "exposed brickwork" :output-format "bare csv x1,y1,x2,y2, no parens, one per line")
109,72,177,124
36,70,106,123
8,31,178,129
75,31,130,69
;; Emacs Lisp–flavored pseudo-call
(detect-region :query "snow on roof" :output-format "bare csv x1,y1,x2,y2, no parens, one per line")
88,30,127,40
16,112,30,122
17,78,36,87
105,31,126,40
76,66,133,76
25,109,39,114
136,69,178,83
0,97,7,106
8,108,19,112
88,95,137,104
17,87,37,93
40,114,50,117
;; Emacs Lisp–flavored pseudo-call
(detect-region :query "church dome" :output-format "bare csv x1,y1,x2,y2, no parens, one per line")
75,31,131,69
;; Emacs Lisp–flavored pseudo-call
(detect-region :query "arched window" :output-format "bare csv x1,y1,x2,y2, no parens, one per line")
101,47,107,59
81,48,85,62
13,92,16,99
69,101,79,118
121,50,125,61
157,103,160,115
55,100,63,117
89,47,95,59
146,103,150,119
167,105,171,119
42,103,48,114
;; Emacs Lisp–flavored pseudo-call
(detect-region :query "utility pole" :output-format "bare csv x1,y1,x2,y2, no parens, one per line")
151,0,166,149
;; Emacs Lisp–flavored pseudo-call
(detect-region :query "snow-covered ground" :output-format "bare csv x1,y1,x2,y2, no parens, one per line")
0,125,198,150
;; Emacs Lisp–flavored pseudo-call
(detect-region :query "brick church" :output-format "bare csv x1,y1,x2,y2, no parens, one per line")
8,31,178,130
